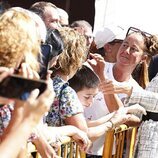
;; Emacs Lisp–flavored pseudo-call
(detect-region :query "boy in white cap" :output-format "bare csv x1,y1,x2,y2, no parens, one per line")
94,25,125,63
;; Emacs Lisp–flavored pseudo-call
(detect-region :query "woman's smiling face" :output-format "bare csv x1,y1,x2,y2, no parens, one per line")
116,32,146,67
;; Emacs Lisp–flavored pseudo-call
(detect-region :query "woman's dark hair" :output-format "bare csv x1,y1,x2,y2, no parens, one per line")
132,35,158,88
39,29,64,79
45,29,64,59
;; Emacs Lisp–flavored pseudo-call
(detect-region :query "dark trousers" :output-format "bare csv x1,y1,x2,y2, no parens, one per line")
86,154,102,158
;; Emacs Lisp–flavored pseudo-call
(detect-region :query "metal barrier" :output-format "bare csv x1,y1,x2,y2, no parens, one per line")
27,125,137,158
102,125,137,158
27,136,86,158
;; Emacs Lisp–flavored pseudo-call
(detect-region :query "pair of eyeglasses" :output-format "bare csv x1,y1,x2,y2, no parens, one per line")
126,27,152,38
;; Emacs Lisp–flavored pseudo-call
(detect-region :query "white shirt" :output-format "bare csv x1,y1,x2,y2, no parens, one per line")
84,62,141,155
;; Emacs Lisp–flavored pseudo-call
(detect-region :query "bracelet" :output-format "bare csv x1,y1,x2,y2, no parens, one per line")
108,120,115,129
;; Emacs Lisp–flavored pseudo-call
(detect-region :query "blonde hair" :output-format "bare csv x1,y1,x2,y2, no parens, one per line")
54,27,87,75
0,8,41,71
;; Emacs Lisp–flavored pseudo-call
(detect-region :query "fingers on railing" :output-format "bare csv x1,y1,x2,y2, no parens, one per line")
28,137,86,158
57,139,86,158
28,126,137,158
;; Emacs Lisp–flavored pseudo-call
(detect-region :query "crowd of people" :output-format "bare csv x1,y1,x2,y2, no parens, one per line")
0,1,158,158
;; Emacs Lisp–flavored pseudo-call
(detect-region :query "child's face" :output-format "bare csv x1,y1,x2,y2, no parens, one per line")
77,87,98,108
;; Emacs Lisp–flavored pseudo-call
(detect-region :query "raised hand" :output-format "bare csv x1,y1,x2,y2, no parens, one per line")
12,78,55,128
0,67,14,82
99,80,133,96
87,53,106,81
0,67,14,105
17,63,40,79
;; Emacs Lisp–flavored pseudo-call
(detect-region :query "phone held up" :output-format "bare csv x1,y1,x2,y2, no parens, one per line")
0,74,47,100
39,44,53,80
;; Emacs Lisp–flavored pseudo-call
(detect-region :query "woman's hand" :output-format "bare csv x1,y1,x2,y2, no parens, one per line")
13,82,55,126
72,129,91,152
121,104,146,115
0,67,14,82
0,67,14,105
87,53,106,81
17,63,40,79
99,80,133,96
109,104,146,128
31,130,61,158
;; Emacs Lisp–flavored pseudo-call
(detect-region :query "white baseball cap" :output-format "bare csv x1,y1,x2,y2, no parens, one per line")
94,25,125,49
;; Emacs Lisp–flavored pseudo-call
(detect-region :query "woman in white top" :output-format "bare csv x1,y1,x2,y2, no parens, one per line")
85,27,158,156
98,33,158,158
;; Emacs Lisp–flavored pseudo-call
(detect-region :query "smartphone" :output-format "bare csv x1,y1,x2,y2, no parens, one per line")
39,44,52,79
0,74,47,100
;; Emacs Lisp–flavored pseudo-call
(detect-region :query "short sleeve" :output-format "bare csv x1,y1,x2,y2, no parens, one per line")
59,86,83,119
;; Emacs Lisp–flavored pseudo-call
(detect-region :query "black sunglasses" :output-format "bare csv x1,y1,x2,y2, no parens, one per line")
126,27,152,38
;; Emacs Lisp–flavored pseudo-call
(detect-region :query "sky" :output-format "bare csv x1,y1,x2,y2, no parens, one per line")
94,0,158,35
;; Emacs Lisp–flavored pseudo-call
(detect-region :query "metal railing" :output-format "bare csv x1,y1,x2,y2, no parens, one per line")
103,125,137,158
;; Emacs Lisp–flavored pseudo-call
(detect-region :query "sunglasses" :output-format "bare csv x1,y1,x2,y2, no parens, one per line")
126,27,153,56
126,27,152,38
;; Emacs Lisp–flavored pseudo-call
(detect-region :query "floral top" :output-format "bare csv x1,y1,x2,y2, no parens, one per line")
0,104,13,135
46,76,83,126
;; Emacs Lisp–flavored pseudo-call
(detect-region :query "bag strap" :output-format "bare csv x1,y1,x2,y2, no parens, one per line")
58,83,68,125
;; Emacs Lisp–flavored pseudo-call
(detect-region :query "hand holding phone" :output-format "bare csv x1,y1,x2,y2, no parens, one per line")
0,74,47,100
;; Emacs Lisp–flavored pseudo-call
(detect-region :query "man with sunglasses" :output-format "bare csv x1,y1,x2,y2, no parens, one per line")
94,25,125,63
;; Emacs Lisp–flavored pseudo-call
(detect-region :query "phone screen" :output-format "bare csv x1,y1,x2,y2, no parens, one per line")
0,74,47,100
39,44,52,79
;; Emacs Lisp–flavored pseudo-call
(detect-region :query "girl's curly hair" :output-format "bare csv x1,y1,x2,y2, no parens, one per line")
53,27,87,76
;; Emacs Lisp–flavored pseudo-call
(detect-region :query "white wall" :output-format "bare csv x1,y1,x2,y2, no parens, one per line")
94,0,158,35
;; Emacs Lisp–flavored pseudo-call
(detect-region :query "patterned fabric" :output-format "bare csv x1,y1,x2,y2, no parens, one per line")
0,104,13,135
125,75,158,158
134,120,158,158
125,77,158,112
46,76,83,126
